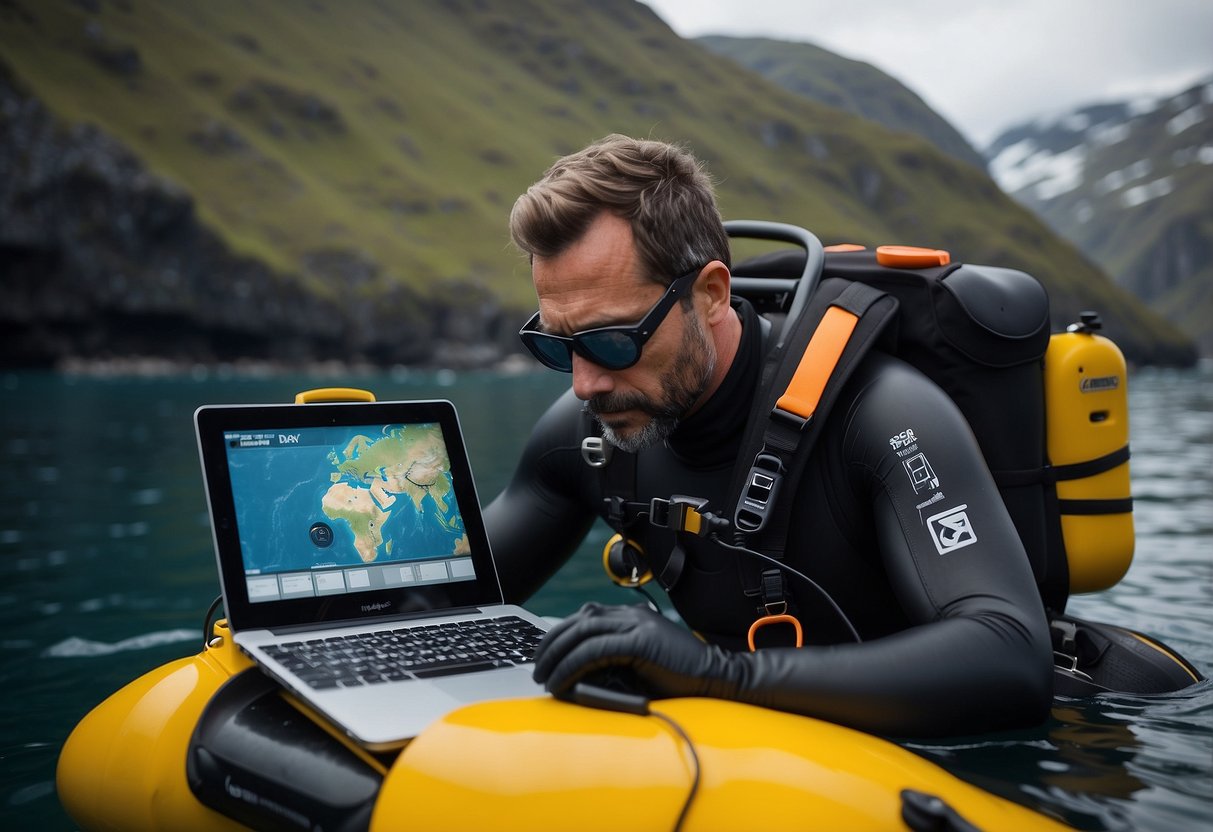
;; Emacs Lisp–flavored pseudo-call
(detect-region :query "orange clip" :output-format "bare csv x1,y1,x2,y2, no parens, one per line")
747,613,804,651
875,245,951,269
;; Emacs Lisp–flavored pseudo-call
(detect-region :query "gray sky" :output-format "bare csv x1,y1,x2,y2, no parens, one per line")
643,0,1213,148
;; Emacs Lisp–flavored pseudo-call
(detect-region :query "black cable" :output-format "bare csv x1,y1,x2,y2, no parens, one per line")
650,709,701,832
201,593,224,647
570,684,700,832
633,584,662,614
711,536,862,644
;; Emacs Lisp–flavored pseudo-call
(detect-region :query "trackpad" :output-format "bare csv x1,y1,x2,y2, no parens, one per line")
433,666,545,703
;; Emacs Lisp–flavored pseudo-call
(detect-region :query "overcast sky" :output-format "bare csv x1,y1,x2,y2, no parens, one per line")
643,0,1213,149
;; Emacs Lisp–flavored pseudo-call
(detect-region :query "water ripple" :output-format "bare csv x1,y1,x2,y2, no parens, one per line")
42,629,199,657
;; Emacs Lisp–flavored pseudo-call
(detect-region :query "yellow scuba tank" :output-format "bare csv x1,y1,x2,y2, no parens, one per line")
1044,312,1134,594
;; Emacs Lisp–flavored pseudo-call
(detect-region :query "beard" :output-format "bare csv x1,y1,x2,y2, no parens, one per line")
588,312,716,453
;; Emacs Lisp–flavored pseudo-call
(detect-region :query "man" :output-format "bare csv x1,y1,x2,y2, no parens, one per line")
483,134,1053,737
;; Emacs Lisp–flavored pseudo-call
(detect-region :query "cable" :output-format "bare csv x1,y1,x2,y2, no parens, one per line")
711,535,863,644
650,708,701,832
201,593,224,647
633,584,663,614
570,683,700,832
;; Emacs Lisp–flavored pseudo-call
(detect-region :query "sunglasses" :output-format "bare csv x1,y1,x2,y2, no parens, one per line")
518,266,702,372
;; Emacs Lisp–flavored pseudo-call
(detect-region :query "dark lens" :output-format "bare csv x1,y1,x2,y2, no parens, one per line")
580,331,639,370
528,334,574,372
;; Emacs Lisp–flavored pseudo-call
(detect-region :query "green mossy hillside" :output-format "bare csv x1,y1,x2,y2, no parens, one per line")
0,0,1194,365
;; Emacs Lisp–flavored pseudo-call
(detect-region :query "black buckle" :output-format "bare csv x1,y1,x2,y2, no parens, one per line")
604,496,647,529
771,407,811,431
759,568,785,610
733,453,784,533
649,495,711,536
1049,618,1093,682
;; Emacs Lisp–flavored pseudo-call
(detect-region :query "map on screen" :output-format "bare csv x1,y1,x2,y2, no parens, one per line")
224,423,470,575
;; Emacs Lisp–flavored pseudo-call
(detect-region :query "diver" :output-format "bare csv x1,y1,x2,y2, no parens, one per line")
483,134,1054,738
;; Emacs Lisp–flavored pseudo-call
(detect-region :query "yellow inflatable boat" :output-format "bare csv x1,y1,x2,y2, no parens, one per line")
59,619,1078,832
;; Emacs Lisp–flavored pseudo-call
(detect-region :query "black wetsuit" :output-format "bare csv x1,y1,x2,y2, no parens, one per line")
485,298,1053,737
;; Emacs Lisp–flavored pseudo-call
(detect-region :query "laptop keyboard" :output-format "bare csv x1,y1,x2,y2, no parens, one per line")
263,616,546,690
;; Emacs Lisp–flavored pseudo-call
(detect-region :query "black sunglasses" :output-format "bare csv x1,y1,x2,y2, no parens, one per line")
519,266,702,372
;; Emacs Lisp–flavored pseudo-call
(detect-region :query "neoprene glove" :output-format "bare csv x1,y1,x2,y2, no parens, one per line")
532,602,745,700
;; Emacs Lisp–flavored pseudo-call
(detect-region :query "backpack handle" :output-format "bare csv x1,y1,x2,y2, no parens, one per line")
725,220,825,348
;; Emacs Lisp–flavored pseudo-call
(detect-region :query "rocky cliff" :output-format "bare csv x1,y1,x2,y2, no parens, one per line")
0,64,506,369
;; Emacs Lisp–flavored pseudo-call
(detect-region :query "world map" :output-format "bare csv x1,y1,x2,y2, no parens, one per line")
228,423,470,574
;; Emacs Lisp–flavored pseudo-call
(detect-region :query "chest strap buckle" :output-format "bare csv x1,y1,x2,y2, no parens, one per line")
649,495,712,535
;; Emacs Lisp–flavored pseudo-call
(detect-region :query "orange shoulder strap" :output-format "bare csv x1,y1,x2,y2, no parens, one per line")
774,305,861,423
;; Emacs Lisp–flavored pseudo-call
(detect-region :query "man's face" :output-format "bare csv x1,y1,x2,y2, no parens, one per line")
532,213,716,451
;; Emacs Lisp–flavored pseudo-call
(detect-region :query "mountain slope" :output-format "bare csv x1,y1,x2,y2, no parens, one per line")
696,35,988,172
987,78,1213,355
0,0,1194,367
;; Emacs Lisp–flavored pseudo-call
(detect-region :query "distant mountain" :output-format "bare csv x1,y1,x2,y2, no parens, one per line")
986,78,1213,355
0,0,1194,368
696,35,988,172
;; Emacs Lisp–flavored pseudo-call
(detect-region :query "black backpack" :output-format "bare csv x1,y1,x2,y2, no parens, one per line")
723,221,1122,615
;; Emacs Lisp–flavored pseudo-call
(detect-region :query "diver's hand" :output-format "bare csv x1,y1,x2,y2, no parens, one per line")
532,602,743,700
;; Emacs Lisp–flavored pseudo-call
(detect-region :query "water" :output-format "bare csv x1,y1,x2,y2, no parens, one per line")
1,365,1210,830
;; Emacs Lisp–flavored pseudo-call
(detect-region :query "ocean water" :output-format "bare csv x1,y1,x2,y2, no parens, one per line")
1,364,1209,830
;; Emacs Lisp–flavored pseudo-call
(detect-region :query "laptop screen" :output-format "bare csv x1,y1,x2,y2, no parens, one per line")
196,400,504,631
225,420,476,603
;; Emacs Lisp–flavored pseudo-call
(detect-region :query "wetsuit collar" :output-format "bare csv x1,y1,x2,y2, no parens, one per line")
665,297,762,469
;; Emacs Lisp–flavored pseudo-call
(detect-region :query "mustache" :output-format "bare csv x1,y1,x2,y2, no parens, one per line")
587,391,676,420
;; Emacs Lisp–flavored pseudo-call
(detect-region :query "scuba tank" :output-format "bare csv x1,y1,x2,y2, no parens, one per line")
1044,312,1134,594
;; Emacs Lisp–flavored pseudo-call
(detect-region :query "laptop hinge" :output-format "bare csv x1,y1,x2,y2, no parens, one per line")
264,606,487,635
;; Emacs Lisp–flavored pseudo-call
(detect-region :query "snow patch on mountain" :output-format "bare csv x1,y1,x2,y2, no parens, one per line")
1094,160,1152,195
1089,122,1130,147
1167,105,1205,136
1121,176,1173,208
986,78,1211,204
989,141,1086,200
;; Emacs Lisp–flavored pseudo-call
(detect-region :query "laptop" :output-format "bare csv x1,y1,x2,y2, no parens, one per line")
194,398,552,750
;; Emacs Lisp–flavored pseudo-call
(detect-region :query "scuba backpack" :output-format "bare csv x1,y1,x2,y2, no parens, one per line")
592,222,1200,693
595,221,1132,615
718,221,1135,616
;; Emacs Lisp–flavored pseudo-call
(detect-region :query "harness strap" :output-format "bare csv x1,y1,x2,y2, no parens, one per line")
1052,445,1131,481
731,280,898,638
993,444,1130,488
1058,498,1134,515
994,445,1133,519
734,281,897,540
581,406,644,531
773,304,862,424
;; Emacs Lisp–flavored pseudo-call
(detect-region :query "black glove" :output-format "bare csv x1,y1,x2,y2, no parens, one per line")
532,602,744,700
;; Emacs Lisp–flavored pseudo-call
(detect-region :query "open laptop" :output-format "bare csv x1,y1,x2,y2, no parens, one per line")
195,398,552,750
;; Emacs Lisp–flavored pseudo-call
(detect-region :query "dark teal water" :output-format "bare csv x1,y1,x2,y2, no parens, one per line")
1,365,1210,830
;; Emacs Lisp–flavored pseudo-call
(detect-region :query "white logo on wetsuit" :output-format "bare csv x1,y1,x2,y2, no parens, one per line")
892,427,942,494
927,504,978,555
902,452,939,493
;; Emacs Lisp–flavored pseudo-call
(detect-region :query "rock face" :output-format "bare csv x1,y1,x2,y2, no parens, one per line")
0,66,506,369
